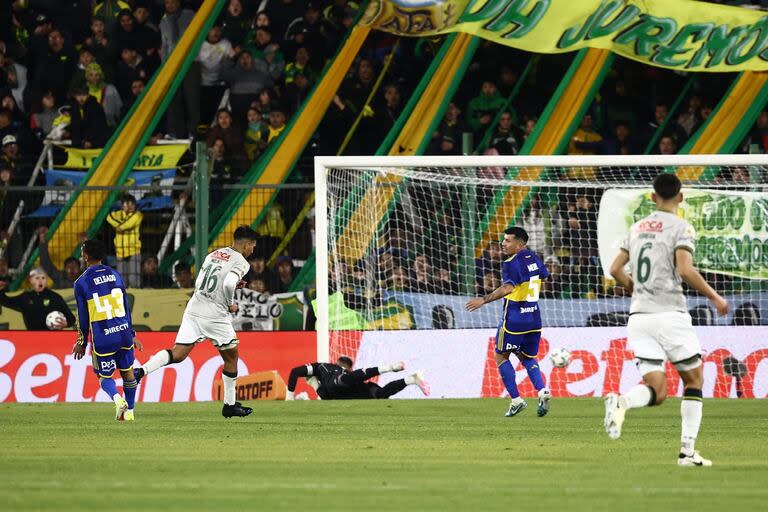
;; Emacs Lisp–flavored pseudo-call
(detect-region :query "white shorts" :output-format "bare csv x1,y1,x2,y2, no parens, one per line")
627,311,701,373
175,312,238,349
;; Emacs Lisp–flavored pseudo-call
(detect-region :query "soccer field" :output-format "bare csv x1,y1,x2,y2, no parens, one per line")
1,399,766,511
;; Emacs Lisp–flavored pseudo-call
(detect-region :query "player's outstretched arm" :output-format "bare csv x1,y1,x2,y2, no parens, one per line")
675,249,729,316
609,249,634,294
286,364,315,400
465,283,515,311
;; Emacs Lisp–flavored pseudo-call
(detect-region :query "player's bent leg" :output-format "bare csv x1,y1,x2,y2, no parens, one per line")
119,369,137,421
676,358,709,466
374,380,407,398
218,343,252,418
495,350,523,416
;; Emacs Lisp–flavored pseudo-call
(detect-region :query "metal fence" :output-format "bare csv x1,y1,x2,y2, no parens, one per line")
1,181,316,291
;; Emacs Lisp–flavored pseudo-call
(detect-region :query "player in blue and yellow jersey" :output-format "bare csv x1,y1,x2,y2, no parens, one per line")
71,239,142,421
466,227,551,417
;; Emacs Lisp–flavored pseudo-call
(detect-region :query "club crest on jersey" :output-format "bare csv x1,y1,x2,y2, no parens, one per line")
212,250,231,261
637,220,663,232
43,299,50,307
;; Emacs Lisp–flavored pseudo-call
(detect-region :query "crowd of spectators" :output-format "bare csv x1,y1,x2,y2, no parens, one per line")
1,0,768,308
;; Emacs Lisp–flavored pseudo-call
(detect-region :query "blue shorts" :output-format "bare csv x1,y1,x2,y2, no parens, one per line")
91,345,135,378
495,327,541,358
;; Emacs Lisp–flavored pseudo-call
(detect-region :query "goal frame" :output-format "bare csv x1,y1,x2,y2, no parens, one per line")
314,154,768,362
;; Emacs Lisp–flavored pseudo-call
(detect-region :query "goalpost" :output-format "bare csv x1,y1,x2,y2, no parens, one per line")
315,154,768,398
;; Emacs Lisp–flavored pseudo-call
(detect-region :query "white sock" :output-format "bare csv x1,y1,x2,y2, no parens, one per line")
379,362,403,373
223,373,236,406
404,374,417,385
143,350,171,375
285,390,295,401
620,384,653,409
681,399,702,455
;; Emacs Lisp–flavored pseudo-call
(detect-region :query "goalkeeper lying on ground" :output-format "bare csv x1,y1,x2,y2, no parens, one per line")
286,356,430,400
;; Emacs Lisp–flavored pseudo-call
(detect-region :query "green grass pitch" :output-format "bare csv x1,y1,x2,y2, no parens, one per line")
1,398,766,511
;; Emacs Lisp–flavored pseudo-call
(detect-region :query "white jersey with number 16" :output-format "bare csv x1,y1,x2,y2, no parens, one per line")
184,247,250,319
622,211,696,315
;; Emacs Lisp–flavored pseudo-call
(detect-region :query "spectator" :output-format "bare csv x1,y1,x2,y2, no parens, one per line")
174,261,194,288
209,137,237,192
222,51,274,119
85,62,123,126
274,255,294,293
283,71,312,117
338,58,375,117
220,0,249,48
255,88,276,118
522,116,537,143
83,17,116,82
69,47,97,93
365,83,402,152
658,135,677,155
265,106,287,145
568,112,602,179
266,0,308,44
206,109,245,162
466,80,506,135
140,255,174,288
68,85,109,148
0,50,28,111
428,102,464,156
284,46,316,86
106,193,142,288
243,107,266,162
641,102,669,150
30,90,59,139
540,255,570,299
602,121,638,155
115,44,149,103
411,254,434,293
27,14,55,79
284,3,335,66
199,25,233,124
123,78,146,115
246,253,279,293
481,270,501,296
1,135,20,173
475,240,502,290
248,276,270,295
676,94,702,142
389,265,411,291
34,27,78,105
565,191,599,296
160,0,200,138
93,0,132,35
489,110,520,155
604,80,639,131
521,194,548,259
131,3,161,73
0,267,76,330
37,227,83,289
434,266,460,295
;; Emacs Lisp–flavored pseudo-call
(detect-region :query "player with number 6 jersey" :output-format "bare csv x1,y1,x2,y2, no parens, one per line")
72,239,142,421
135,226,259,418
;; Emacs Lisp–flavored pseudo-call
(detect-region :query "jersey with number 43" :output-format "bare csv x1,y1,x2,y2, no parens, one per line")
500,248,549,334
185,247,250,319
622,210,695,315
74,264,134,353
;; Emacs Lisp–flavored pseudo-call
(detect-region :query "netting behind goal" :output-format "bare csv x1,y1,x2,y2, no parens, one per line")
316,155,768,398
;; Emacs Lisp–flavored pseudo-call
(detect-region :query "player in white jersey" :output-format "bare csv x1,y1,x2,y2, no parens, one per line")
135,226,259,418
605,173,728,466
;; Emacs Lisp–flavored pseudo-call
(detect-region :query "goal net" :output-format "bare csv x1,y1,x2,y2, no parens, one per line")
315,155,768,399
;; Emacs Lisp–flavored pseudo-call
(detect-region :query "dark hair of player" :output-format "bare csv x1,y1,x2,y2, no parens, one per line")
504,226,529,243
82,239,106,261
337,356,354,369
233,225,259,242
653,172,681,200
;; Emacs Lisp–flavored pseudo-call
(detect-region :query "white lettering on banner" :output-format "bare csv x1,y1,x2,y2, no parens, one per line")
64,354,93,402
355,327,768,399
0,339,15,402
15,354,62,402
139,358,194,402
193,358,249,401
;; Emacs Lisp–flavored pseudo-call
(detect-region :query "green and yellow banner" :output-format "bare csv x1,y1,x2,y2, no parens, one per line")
599,189,768,280
362,0,768,72
59,144,188,170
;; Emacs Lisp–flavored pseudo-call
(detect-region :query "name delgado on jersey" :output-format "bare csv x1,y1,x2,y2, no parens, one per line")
93,274,117,285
